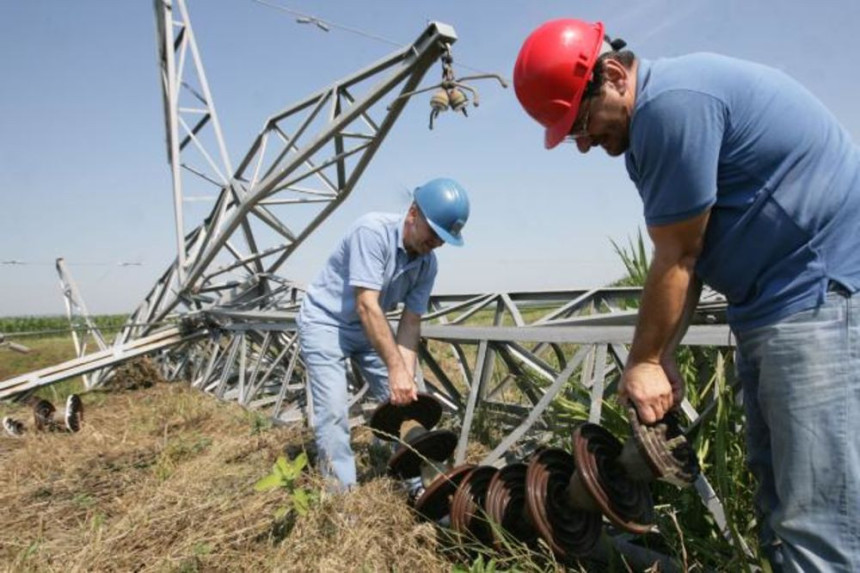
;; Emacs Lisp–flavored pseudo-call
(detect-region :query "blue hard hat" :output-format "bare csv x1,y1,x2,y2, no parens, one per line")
413,178,470,246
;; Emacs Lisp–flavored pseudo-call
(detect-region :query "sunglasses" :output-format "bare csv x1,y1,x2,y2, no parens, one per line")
565,97,593,142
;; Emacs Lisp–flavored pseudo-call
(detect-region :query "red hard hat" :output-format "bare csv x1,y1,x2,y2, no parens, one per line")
513,19,606,149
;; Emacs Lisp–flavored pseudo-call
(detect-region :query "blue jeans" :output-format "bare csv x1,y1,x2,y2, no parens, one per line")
298,320,391,490
735,290,860,572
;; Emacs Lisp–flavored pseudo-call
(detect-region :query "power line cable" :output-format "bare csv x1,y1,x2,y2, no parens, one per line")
1,261,143,267
252,0,402,46
249,0,502,77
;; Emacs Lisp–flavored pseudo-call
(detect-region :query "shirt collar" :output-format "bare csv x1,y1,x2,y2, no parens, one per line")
396,211,408,254
634,58,652,111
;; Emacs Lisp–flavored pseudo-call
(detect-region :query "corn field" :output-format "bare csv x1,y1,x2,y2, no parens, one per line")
0,314,128,339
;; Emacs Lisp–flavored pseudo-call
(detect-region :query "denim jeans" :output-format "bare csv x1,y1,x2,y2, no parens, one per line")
298,320,391,490
734,290,860,572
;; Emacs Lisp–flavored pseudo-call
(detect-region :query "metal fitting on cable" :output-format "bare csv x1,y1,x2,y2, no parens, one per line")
387,42,509,129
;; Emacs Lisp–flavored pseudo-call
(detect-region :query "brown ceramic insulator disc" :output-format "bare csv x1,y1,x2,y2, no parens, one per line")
414,464,476,522
484,462,538,549
630,409,700,487
449,465,499,546
369,393,443,442
388,429,458,479
525,448,602,558
573,423,655,535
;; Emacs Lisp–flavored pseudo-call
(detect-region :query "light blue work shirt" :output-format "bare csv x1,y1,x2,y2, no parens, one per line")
626,54,860,331
298,212,438,331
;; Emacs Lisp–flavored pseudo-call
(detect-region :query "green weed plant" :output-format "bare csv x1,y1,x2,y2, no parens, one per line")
254,453,318,519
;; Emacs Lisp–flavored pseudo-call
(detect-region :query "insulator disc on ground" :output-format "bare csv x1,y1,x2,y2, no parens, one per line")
414,464,476,522
573,423,655,535
525,448,602,559
484,462,538,550
388,429,457,479
449,465,499,546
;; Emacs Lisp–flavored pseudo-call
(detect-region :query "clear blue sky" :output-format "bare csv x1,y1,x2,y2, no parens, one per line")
2,0,859,316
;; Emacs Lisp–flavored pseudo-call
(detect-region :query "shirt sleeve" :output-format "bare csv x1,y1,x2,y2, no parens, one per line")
347,224,388,290
629,89,726,226
404,256,438,315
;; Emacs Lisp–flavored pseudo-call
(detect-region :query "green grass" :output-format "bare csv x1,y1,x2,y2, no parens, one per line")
0,315,127,400
0,334,86,413
0,336,78,378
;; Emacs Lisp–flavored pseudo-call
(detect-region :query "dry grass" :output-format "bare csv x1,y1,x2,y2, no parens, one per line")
0,381,454,572
276,479,448,573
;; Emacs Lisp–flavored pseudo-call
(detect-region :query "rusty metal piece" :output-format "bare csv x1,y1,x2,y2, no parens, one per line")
525,448,602,559
449,465,498,546
572,424,655,535
484,462,539,549
388,429,458,479
414,464,476,522
368,393,442,442
626,408,699,487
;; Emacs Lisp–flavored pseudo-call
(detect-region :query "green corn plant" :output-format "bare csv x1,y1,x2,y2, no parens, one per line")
254,452,317,518
610,228,650,287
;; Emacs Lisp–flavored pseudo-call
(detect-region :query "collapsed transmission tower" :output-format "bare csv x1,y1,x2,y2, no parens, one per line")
0,1,739,564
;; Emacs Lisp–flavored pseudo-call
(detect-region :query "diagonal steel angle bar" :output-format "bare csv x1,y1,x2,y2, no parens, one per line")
454,339,489,464
480,344,591,466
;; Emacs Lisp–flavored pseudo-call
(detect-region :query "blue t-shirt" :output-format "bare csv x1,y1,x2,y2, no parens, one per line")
298,212,438,330
626,54,860,331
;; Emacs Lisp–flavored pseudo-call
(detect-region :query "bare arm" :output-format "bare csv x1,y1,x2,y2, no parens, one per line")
394,309,422,382
660,276,702,404
354,287,418,405
620,210,709,423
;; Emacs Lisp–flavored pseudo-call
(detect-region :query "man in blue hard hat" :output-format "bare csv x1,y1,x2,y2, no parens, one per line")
297,177,470,491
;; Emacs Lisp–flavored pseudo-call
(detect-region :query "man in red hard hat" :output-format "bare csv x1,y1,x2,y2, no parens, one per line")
514,18,860,573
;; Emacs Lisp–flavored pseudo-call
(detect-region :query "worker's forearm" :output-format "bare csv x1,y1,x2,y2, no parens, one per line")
629,254,697,366
357,304,408,376
397,345,418,380
662,277,701,359
395,315,421,380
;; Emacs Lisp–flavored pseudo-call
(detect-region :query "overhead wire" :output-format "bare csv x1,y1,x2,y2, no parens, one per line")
249,0,504,78
251,0,402,47
1,260,143,267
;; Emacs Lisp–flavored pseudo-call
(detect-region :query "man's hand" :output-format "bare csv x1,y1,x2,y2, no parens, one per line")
388,366,418,405
661,356,686,405
619,361,675,424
